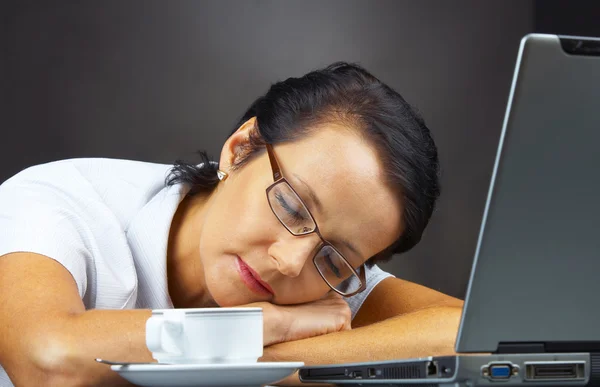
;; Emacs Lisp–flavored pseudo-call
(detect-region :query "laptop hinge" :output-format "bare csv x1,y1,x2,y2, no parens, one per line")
496,342,545,354
496,341,600,354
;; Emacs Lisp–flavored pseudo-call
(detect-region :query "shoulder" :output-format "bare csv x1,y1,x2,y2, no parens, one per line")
0,159,99,211
66,158,174,186
1,158,174,222
2,158,171,192
343,264,393,320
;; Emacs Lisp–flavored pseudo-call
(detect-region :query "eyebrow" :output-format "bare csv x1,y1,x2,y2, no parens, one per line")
293,173,323,213
292,173,363,260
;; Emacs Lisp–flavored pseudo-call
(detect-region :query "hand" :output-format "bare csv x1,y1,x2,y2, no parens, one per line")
251,292,352,346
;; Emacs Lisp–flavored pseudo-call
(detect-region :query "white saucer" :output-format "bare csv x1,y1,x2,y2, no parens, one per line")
111,361,304,386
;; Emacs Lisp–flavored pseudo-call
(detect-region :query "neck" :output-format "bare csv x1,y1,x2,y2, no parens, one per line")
166,188,219,308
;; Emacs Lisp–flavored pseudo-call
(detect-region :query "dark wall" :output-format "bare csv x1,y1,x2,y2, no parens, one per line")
3,1,534,298
535,0,600,37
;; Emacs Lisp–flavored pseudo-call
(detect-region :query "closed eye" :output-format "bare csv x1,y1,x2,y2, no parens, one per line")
275,191,306,222
324,254,342,278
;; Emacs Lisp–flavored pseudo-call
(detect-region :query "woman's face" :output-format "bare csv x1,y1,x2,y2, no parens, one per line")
198,121,403,306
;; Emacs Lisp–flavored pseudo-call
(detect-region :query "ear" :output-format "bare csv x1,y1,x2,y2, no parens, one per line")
218,117,258,171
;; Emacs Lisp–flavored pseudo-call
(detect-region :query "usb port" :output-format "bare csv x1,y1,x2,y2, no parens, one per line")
367,368,376,378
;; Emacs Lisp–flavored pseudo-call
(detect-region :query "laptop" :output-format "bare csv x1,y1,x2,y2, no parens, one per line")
299,33,600,386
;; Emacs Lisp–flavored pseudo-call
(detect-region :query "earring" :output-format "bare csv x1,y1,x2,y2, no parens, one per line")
216,169,228,181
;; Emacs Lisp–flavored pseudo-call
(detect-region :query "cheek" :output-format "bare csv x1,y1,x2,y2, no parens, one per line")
196,182,279,291
204,187,280,252
202,255,250,306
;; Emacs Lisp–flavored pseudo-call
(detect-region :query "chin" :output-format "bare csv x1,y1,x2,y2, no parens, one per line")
206,280,252,307
211,293,251,307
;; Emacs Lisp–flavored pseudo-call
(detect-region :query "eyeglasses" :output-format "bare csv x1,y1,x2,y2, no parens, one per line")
265,143,366,297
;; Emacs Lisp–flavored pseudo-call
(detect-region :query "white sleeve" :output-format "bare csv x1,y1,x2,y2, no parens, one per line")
344,264,395,320
0,162,96,298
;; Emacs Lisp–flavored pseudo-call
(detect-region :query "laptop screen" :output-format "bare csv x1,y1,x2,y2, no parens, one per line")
456,34,600,353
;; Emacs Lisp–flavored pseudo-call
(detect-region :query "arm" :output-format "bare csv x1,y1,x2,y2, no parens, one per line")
0,252,152,386
353,276,463,328
261,277,464,385
0,252,347,386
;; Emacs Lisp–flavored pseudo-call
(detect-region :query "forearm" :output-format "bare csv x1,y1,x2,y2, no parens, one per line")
261,306,462,385
67,309,154,384
0,253,154,386
8,309,152,387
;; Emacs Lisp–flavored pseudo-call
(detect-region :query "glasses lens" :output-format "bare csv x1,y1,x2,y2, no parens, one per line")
268,182,316,235
314,245,362,294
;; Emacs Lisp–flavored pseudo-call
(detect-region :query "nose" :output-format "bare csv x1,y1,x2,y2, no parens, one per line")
268,233,321,278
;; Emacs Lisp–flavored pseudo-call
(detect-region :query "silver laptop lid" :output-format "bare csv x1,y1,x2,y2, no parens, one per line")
456,34,600,354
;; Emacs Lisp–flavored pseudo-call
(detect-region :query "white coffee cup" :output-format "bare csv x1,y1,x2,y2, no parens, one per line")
146,307,263,364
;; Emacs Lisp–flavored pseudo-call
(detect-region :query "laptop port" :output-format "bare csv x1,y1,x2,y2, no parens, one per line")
525,362,585,381
482,363,517,380
489,364,511,379
367,368,376,378
351,370,362,379
426,361,438,377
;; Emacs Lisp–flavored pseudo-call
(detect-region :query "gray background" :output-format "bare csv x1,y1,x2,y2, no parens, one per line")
2,0,599,299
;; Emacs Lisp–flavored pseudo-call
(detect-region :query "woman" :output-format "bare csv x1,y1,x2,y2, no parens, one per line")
0,62,462,386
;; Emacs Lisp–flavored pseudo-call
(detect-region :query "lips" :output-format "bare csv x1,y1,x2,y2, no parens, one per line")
236,256,274,297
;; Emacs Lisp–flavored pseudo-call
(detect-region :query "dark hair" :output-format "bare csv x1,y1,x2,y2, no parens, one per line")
167,62,440,264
